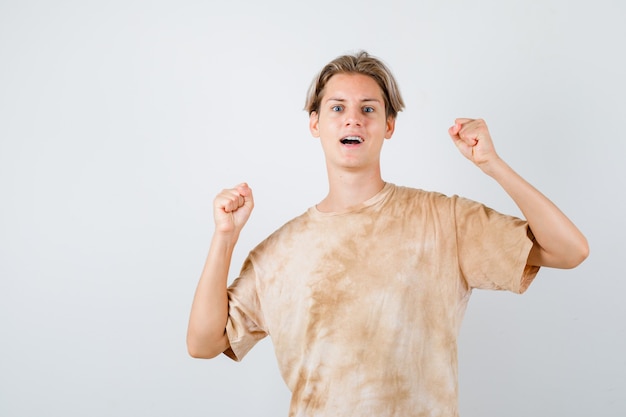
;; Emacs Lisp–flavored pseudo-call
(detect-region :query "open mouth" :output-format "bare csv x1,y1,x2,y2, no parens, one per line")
340,136,364,145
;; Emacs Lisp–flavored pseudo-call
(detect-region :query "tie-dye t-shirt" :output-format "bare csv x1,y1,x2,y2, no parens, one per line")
224,183,539,417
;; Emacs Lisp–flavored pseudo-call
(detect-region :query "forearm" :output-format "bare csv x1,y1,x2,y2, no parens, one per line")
486,157,589,268
186,233,236,358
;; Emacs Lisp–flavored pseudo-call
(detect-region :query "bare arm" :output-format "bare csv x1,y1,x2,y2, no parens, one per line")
186,183,254,358
448,119,589,269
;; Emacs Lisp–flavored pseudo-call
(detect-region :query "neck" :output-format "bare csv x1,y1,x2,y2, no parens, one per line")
317,167,386,213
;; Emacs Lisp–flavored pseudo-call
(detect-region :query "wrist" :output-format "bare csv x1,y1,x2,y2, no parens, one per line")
480,155,508,179
212,230,240,250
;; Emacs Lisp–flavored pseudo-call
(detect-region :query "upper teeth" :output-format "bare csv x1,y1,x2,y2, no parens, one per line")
343,136,363,143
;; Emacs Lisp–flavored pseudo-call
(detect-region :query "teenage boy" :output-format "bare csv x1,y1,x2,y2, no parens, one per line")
187,51,588,416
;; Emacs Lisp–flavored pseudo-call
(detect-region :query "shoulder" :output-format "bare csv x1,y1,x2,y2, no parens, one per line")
393,184,492,208
387,183,458,208
249,210,312,256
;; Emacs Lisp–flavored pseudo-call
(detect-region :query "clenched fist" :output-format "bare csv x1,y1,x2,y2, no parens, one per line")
448,118,501,172
213,183,254,236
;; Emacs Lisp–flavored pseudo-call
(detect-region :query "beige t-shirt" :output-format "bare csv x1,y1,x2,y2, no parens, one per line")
225,183,539,417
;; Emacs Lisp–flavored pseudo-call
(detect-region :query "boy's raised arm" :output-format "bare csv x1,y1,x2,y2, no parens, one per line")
448,119,589,268
186,183,254,359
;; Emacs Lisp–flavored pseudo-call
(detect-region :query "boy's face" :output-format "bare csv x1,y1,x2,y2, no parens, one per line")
309,73,395,172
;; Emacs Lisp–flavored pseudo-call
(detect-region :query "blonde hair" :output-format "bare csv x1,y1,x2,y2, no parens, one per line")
304,51,405,119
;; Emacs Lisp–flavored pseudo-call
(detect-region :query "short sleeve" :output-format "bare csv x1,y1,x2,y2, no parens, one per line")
454,196,540,294
223,257,268,361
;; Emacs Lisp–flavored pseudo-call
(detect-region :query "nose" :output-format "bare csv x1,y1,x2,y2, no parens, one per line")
344,108,363,126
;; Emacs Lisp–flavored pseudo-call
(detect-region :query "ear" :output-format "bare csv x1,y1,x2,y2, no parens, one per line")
385,116,396,139
309,111,320,138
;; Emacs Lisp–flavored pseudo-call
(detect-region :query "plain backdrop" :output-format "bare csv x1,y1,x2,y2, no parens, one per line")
1,0,624,416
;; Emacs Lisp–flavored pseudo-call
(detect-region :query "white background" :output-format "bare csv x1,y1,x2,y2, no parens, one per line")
1,0,624,416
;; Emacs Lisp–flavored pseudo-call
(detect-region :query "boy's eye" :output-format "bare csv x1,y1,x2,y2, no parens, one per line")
363,106,374,113
331,105,343,112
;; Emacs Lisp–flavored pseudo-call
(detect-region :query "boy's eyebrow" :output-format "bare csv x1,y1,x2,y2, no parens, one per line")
325,97,382,103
